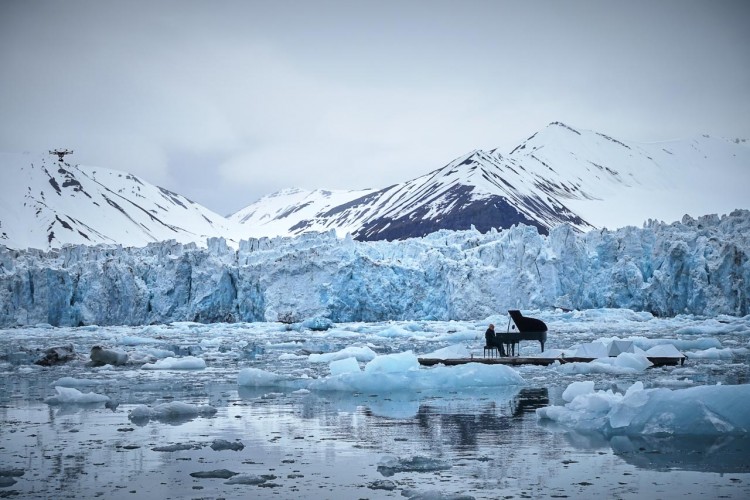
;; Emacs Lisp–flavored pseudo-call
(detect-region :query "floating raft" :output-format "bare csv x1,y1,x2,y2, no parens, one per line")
418,356,686,368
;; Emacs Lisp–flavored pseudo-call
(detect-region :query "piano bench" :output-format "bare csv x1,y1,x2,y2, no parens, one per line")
483,345,500,358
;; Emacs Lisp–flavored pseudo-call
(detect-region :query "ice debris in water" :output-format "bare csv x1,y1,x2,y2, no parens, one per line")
225,474,277,485
538,381,750,436
210,439,244,451
152,443,201,452
237,367,290,387
189,469,238,479
141,356,206,370
50,376,109,387
45,386,110,405
308,345,377,363
401,490,476,500
377,455,452,477
238,350,525,393
128,401,217,423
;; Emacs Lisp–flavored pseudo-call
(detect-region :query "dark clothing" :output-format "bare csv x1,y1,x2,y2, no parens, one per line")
485,327,506,356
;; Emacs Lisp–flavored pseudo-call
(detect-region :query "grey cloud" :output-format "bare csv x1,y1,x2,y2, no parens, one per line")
1,0,748,215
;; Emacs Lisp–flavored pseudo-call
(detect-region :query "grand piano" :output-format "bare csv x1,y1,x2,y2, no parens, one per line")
497,310,548,355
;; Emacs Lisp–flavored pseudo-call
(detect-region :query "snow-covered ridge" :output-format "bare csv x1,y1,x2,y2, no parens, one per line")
2,122,748,249
0,152,246,250
230,122,750,240
1,209,747,327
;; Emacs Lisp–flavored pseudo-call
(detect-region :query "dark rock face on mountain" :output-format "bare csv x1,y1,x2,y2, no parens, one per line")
357,185,548,240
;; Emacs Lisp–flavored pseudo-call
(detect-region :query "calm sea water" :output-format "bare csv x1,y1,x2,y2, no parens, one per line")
2,317,749,499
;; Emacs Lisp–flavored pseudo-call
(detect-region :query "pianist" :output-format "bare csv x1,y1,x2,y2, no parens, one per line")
484,323,507,357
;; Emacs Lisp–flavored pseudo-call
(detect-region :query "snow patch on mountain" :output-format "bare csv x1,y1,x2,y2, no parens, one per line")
0,152,246,250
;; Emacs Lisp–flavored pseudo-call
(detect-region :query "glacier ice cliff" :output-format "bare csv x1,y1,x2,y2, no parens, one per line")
0,210,748,327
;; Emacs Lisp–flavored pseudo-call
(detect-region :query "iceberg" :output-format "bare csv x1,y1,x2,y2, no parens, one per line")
45,386,110,405
128,401,217,423
538,381,750,436
238,350,525,394
141,356,206,370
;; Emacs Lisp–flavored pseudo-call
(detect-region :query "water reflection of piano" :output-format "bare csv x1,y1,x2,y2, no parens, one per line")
497,310,548,355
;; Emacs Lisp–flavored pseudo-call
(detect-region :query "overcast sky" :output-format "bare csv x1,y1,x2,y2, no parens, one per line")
2,0,748,216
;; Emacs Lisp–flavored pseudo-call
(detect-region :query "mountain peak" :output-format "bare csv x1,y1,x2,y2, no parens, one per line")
547,121,582,135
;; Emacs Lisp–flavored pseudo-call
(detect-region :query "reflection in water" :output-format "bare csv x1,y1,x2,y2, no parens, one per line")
511,388,550,417
611,434,750,473
551,427,750,474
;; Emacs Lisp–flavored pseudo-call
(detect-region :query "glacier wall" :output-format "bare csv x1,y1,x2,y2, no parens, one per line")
1,210,748,327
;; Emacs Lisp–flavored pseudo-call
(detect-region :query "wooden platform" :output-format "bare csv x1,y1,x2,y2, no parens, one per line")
418,355,686,367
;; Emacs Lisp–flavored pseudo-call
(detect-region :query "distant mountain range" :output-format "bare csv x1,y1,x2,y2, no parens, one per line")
231,122,749,240
1,122,748,250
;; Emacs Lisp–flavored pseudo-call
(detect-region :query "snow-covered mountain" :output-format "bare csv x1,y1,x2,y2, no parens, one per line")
0,152,244,250
2,122,747,250
231,122,750,240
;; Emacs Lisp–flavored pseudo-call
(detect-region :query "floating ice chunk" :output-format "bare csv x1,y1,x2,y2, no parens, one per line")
225,474,274,485
609,382,650,428
538,382,750,436
558,361,642,375
143,348,177,359
611,352,653,371
311,359,524,393
376,455,452,477
364,351,419,374
129,401,217,422
189,469,237,479
562,381,594,402
152,443,201,452
374,325,412,338
309,346,377,363
210,439,244,451
119,336,160,346
237,367,286,387
50,377,107,387
45,386,110,405
686,348,734,359
141,356,206,370
329,357,361,376
400,489,475,500
279,353,306,360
